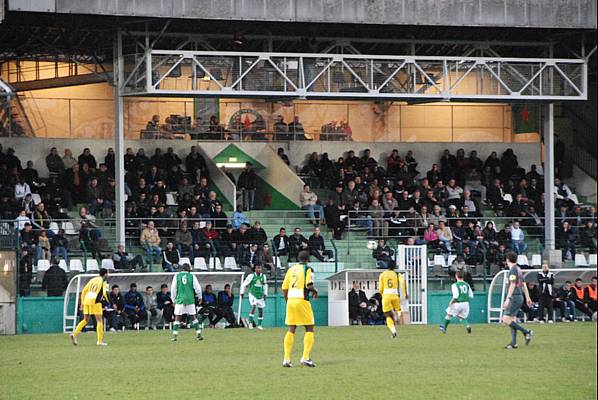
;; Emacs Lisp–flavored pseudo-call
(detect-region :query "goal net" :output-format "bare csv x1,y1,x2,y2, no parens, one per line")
487,267,596,323
63,272,245,332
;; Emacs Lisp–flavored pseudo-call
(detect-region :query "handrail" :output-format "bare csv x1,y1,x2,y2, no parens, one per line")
331,239,338,273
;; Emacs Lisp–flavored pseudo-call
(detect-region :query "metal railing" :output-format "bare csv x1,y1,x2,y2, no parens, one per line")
139,129,351,142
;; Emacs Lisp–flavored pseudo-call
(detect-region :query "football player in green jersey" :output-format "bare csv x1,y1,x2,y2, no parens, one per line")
170,263,204,341
241,264,268,329
440,270,474,334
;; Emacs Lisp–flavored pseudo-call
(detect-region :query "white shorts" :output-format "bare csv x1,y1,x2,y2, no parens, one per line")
248,293,266,309
174,304,197,316
446,302,470,319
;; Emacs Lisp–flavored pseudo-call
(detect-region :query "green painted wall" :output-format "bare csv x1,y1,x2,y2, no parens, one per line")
427,291,489,324
238,294,328,327
17,297,64,334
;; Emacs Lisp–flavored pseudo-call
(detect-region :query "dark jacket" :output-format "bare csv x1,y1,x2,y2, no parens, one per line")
157,291,173,310
249,227,268,245
124,291,145,311
218,291,235,308
308,234,326,252
41,264,68,296
109,292,125,311
272,234,289,255
349,289,368,309
237,169,257,190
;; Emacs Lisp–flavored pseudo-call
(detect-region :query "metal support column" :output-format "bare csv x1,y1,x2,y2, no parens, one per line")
543,103,555,250
114,30,126,245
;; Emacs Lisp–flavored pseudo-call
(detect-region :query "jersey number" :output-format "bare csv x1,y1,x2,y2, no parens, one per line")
181,275,188,285
291,274,298,288
387,281,394,288
459,286,468,294
90,283,99,292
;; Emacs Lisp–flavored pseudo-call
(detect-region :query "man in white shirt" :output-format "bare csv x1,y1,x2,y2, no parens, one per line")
510,221,527,255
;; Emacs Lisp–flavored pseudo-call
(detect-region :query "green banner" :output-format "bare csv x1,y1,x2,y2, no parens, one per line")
512,104,539,134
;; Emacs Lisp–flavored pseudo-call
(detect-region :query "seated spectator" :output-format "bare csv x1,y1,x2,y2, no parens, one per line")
143,286,162,330
211,203,228,231
349,200,374,237
521,282,540,321
258,243,275,276
216,223,234,257
50,228,69,263
232,223,251,262
557,280,576,322
300,184,325,225
579,220,597,252
368,198,385,238
37,230,51,261
423,223,440,249
509,221,527,255
586,277,597,316
157,284,175,325
20,223,38,260
215,284,239,328
348,283,369,325
41,258,68,296
272,227,289,257
289,227,309,261
554,177,576,208
79,221,104,261
231,204,250,229
373,239,395,269
106,285,128,331
571,278,595,319
112,244,145,271
46,147,64,174
556,221,576,261
199,284,218,327
175,221,194,259
124,283,146,328
436,220,453,255
241,243,261,269
308,226,333,262
162,242,180,272
497,223,512,249
14,176,31,203
249,221,268,246
140,221,162,265
325,200,347,240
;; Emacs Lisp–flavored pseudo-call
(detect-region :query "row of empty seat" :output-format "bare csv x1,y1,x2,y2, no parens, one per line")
431,253,598,269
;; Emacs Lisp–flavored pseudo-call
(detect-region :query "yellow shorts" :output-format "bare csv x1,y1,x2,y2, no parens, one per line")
382,295,401,313
83,303,103,316
285,299,315,326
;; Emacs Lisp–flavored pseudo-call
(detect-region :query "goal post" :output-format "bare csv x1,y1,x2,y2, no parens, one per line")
63,272,245,333
487,267,597,323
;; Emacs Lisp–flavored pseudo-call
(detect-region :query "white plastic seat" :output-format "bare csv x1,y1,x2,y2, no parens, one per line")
178,257,191,268
502,193,513,204
516,255,529,266
101,259,115,271
447,255,456,266
588,254,597,266
531,254,542,267
62,221,77,235
274,256,284,270
569,194,579,205
69,259,84,273
193,257,208,271
574,254,589,267
433,255,446,267
31,193,42,205
58,259,68,272
224,256,240,271
49,222,60,235
86,259,99,273
209,257,223,271
36,259,51,272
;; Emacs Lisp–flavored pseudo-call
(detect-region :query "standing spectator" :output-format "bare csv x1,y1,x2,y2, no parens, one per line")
45,147,64,174
557,281,577,322
214,284,239,328
112,244,145,271
308,226,333,261
37,230,51,261
211,203,229,231
157,284,175,325
300,184,324,225
237,162,257,211
162,242,181,272
20,223,38,261
62,148,77,170
510,221,527,255
107,285,128,331
348,283,369,325
124,283,146,328
140,221,162,266
143,286,162,330
41,258,68,296
19,246,33,296
78,148,97,170
537,264,555,323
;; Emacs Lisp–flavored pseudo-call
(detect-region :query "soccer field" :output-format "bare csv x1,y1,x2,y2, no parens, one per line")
0,324,595,400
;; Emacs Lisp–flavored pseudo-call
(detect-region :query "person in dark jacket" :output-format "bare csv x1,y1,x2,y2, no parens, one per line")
162,242,180,272
19,246,33,296
106,285,129,331
249,221,268,246
373,239,395,269
112,244,145,271
272,228,290,257
214,284,239,327
157,284,175,324
237,162,258,211
557,281,577,321
41,258,68,296
308,227,333,261
124,283,146,327
50,229,69,262
289,227,309,262
198,284,218,327
348,283,369,325
537,264,555,323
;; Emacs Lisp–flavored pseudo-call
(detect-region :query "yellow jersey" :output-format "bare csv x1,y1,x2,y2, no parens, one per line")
379,270,407,297
282,263,314,301
81,276,109,306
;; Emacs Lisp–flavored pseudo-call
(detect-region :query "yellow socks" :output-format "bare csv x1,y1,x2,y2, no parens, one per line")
283,331,295,361
386,316,397,335
302,332,314,360
73,319,87,337
96,320,104,343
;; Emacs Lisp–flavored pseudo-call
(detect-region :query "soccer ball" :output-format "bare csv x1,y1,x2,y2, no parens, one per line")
366,240,377,250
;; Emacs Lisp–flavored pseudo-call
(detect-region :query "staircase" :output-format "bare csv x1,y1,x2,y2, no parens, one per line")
0,95,36,137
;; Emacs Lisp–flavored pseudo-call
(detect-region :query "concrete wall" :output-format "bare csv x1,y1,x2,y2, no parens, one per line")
0,138,542,178
9,0,597,29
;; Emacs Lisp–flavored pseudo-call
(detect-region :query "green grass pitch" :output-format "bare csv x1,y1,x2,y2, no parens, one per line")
1,324,595,399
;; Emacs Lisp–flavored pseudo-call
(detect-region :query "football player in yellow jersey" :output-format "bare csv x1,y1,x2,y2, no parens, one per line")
69,268,109,346
281,250,318,368
378,263,408,339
